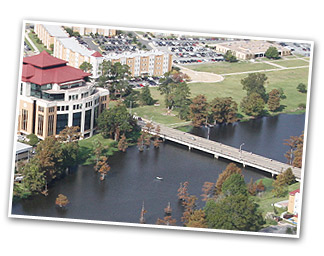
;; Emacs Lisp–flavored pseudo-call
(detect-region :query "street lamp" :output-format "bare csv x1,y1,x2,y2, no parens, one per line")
239,143,245,160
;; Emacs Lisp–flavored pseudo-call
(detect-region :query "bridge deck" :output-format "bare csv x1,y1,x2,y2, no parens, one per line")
142,122,301,180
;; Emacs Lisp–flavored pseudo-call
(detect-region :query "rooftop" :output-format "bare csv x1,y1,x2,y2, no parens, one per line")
42,24,69,38
22,51,91,85
56,37,95,57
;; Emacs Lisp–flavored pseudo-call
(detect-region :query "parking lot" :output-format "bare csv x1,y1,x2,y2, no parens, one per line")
149,36,226,65
279,41,311,57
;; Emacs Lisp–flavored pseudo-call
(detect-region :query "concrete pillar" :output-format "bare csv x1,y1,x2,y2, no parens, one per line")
214,154,219,159
188,146,191,151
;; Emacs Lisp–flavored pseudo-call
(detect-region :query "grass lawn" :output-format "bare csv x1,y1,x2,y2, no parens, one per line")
28,31,52,54
184,61,279,74
271,59,309,68
252,178,300,217
129,64,309,126
78,133,118,165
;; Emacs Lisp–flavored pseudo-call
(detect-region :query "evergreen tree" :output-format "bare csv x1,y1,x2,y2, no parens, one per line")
139,85,154,106
205,194,265,231
221,173,248,196
241,73,268,101
265,46,280,59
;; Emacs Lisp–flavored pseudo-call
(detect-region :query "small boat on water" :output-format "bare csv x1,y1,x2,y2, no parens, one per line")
156,176,163,180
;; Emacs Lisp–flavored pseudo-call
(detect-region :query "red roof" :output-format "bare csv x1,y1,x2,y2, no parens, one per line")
22,51,91,85
289,189,300,196
23,51,67,68
91,51,103,57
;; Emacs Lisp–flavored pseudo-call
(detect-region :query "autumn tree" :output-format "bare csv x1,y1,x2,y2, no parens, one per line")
185,209,208,228
118,134,128,152
201,182,215,201
189,94,209,127
284,133,304,167
95,156,111,181
247,178,257,196
215,163,242,195
33,136,64,183
268,89,281,112
55,194,69,208
156,215,177,226
256,180,265,193
209,97,238,124
177,181,190,202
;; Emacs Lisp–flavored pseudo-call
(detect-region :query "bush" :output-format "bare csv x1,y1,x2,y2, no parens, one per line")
297,83,307,93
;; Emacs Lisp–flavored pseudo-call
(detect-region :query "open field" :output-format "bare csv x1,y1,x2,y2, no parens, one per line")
122,55,310,127
184,61,279,75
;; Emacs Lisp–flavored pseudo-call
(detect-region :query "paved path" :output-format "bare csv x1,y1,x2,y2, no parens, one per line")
142,121,301,180
221,65,308,76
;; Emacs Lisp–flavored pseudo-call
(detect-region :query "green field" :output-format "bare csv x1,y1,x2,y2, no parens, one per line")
185,61,279,74
272,59,309,68
129,67,309,126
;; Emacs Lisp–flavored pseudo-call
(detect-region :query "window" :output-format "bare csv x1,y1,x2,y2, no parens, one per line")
48,115,54,136
21,109,28,131
38,106,44,112
84,109,92,131
57,106,61,111
72,112,81,128
56,114,68,134
37,114,44,136
49,107,55,113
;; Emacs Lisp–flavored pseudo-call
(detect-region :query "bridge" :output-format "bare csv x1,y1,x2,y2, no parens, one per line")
141,121,302,181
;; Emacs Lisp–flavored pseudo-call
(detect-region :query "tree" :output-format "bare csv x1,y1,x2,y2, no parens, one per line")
55,194,69,208
138,85,154,106
189,95,209,127
265,46,280,59
241,73,268,101
240,93,265,117
224,50,238,62
209,97,238,124
185,209,208,228
22,159,46,193
79,62,93,73
97,60,132,99
95,156,111,180
156,216,177,226
177,181,190,202
173,82,191,120
272,174,288,197
282,168,296,185
256,180,265,193
297,83,307,93
201,181,215,201
215,163,242,195
57,126,80,169
247,178,257,196
33,136,64,182
205,194,265,231
221,173,248,196
284,133,303,167
97,103,136,140
268,89,281,112
118,134,128,152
